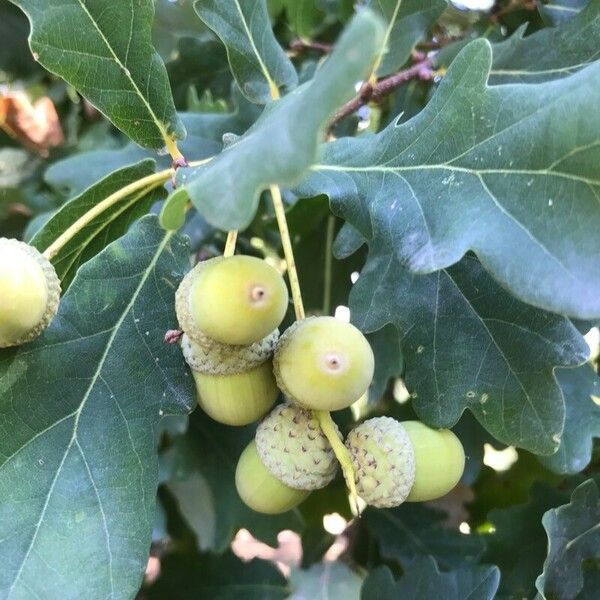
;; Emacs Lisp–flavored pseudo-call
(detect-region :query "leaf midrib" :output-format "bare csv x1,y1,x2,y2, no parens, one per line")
73,0,170,145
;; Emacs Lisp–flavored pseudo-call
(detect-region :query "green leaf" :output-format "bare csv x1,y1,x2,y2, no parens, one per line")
363,503,485,569
193,0,298,103
539,0,588,25
437,0,600,84
536,479,600,600
160,188,190,231
164,410,304,552
146,551,290,599
300,40,600,319
284,0,324,38
489,0,600,84
539,365,600,474
348,251,588,453
369,0,448,76
290,562,363,599
175,10,386,231
367,324,403,404
31,160,164,287
0,216,194,599
361,559,500,600
166,36,230,107
0,2,38,80
10,0,185,151
45,99,260,197
484,483,568,599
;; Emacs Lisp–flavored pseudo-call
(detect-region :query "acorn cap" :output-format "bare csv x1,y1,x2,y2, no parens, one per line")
255,401,340,491
180,330,278,375
0,238,60,348
175,260,214,346
345,416,416,508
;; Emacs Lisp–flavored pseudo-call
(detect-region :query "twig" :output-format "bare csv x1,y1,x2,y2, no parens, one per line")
290,39,332,54
329,57,434,129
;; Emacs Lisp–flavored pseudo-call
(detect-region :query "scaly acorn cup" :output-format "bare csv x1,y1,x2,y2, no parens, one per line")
346,416,416,508
401,420,465,502
255,401,340,490
273,316,375,411
0,238,60,348
180,331,279,426
345,417,466,508
175,255,289,346
235,440,310,514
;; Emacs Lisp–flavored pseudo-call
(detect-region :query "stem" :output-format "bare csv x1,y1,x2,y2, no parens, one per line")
290,39,332,54
314,410,360,513
164,137,184,163
42,157,212,261
322,214,335,315
269,184,305,320
223,230,238,257
329,57,434,129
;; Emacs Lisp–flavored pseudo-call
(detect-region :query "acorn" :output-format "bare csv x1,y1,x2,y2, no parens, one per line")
175,255,288,346
255,401,340,490
180,331,279,426
273,316,374,411
0,238,60,348
401,420,465,502
345,417,465,508
235,440,310,514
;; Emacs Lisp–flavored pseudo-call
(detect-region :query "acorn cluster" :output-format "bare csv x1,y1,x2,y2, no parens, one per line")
176,254,466,514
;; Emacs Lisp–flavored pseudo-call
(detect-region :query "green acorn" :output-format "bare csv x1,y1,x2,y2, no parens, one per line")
0,238,60,348
235,441,310,514
255,401,340,490
402,420,465,502
273,316,374,411
176,255,288,346
180,332,279,426
345,417,465,508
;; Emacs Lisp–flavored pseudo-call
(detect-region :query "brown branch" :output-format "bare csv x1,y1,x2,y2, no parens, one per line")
290,39,332,54
329,57,434,130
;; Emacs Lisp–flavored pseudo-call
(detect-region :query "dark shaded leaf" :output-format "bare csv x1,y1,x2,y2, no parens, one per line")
536,479,600,600
539,365,600,474
361,559,500,600
363,503,485,569
0,216,194,598
348,251,588,453
146,551,290,599
484,483,568,599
